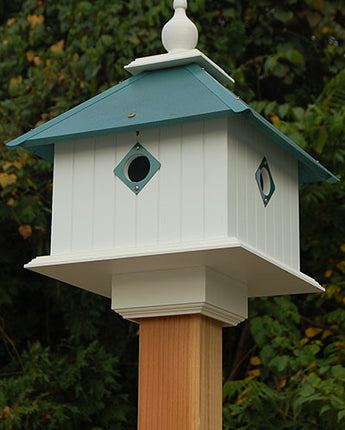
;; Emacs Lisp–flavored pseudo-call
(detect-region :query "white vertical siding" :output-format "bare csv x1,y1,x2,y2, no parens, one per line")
158,125,182,243
113,132,137,248
227,116,300,270
71,139,95,252
204,120,228,239
93,135,116,250
51,118,229,255
181,121,205,241
51,141,74,254
51,116,299,271
135,128,160,247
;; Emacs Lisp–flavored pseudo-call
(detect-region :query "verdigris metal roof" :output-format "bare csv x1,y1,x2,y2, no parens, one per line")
7,63,337,184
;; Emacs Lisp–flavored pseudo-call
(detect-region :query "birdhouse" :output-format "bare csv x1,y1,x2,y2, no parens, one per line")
7,1,337,328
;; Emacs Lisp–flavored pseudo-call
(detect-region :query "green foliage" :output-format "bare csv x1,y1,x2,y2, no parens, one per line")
0,0,345,428
0,341,128,429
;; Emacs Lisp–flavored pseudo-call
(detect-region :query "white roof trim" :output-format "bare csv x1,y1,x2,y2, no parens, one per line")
124,49,235,85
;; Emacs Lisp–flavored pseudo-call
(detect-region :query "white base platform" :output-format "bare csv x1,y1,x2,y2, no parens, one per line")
25,238,323,299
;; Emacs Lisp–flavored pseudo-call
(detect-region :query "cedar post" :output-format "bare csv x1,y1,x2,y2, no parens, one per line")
112,266,248,429
138,315,222,430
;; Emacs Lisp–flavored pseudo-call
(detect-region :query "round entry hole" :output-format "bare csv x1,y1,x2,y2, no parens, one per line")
127,156,150,182
260,167,271,196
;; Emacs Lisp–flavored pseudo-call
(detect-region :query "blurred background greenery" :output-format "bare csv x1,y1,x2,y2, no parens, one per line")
0,0,345,428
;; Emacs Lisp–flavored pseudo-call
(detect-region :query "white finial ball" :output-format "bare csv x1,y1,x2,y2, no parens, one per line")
162,0,198,53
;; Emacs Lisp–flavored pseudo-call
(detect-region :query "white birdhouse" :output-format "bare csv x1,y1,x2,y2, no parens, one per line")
7,0,337,327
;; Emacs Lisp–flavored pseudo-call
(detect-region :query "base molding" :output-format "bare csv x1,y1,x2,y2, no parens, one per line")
115,301,246,326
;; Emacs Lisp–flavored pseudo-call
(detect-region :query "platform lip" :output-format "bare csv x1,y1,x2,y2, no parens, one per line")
24,238,324,299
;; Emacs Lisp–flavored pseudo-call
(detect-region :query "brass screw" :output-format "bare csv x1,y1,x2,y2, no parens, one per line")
128,112,136,118
135,145,140,150
134,185,140,191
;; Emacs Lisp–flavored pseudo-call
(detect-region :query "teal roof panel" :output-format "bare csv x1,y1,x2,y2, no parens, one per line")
7,63,337,184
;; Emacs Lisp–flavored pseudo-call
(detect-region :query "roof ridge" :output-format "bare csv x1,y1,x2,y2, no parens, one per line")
184,64,248,113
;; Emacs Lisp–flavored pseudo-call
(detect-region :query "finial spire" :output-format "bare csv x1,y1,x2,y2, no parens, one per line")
161,0,198,53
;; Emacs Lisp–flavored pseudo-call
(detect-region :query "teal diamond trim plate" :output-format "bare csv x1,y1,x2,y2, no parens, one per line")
255,157,275,207
114,143,161,194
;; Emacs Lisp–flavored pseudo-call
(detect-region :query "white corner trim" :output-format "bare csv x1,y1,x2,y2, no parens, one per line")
124,49,235,85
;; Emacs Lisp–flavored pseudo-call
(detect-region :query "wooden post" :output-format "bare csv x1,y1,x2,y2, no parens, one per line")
137,314,223,430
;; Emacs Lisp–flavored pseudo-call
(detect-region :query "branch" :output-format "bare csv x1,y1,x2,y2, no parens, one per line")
300,315,345,336
226,324,255,381
0,320,24,372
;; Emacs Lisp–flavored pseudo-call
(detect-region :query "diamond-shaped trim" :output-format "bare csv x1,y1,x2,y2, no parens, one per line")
114,143,161,194
255,157,275,207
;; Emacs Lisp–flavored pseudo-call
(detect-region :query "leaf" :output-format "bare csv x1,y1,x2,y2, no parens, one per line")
321,330,332,340
305,327,322,338
324,270,333,278
270,112,281,125
26,51,35,62
300,383,315,397
268,355,290,373
300,337,309,346
18,225,32,240
313,126,328,153
274,9,293,23
338,410,345,422
9,76,23,88
320,405,331,416
307,11,322,27
292,107,305,121
248,369,261,378
27,14,45,29
279,379,287,388
250,356,262,366
286,49,304,65
331,365,345,379
278,104,290,118
0,173,17,188
6,18,16,27
264,56,278,74
50,40,65,52
264,101,276,116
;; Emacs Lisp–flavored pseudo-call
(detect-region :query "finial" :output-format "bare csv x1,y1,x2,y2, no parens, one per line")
161,0,198,53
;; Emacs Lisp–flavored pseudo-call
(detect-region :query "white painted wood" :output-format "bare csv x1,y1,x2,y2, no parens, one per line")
112,266,248,326
51,120,231,257
158,125,182,242
51,142,74,254
135,128,160,247
25,237,324,301
50,116,299,276
124,49,235,85
227,116,300,270
114,132,137,248
71,138,95,252
93,135,116,250
204,119,228,238
181,121,205,241
161,0,198,53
